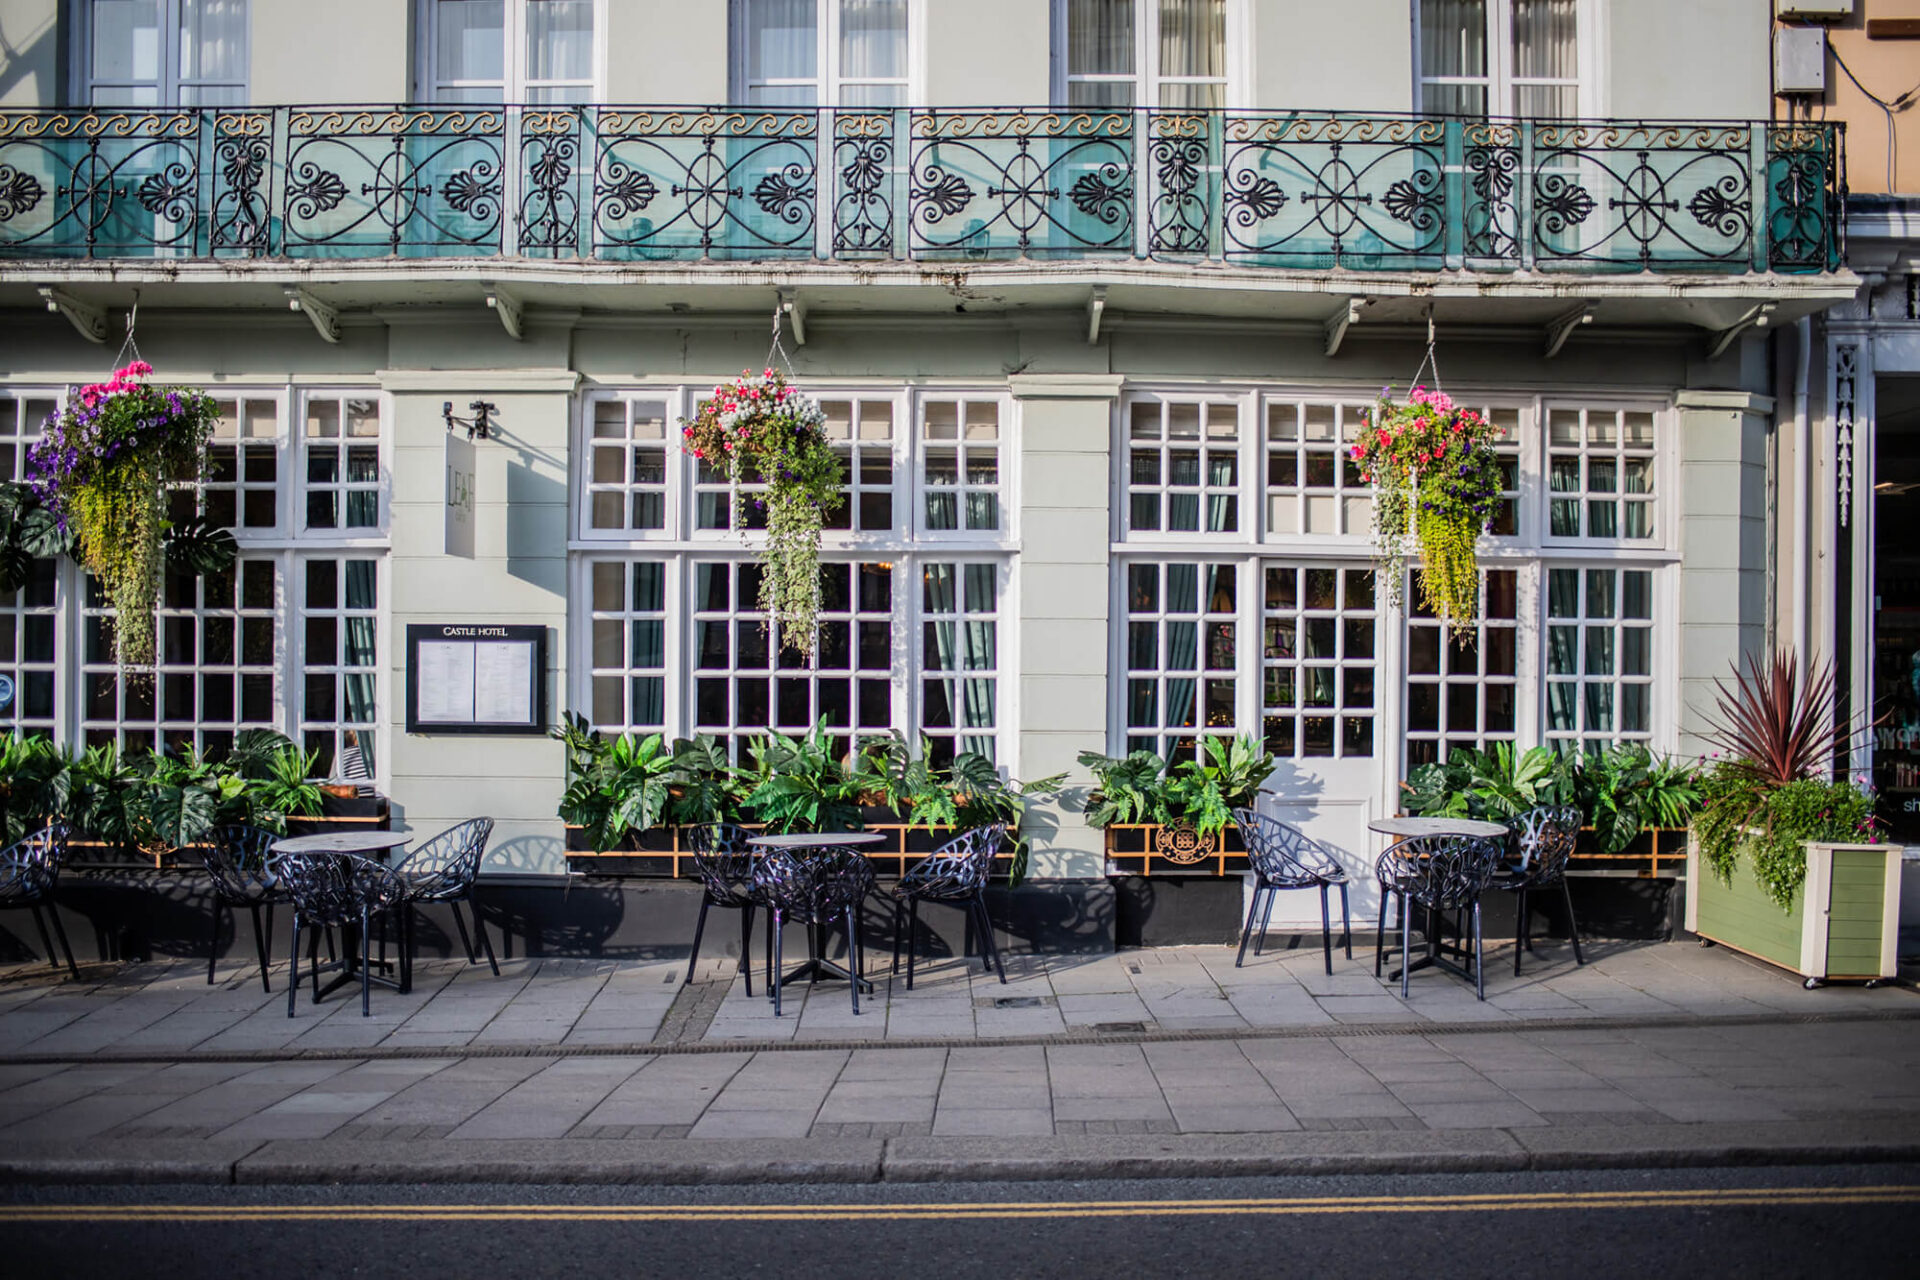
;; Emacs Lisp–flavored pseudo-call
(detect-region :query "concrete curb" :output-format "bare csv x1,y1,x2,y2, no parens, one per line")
5,1123,1920,1187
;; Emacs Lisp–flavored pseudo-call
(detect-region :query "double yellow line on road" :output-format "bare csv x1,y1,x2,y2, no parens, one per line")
3,1186,1917,1224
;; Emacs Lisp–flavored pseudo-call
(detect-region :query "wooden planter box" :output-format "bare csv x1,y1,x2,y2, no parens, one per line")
564,814,1015,880
1685,838,1901,987
1570,826,1689,878
65,792,390,869
1103,822,1248,877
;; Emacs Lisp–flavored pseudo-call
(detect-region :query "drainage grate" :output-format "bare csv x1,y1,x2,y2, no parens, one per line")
1094,1021,1148,1035
978,995,1052,1009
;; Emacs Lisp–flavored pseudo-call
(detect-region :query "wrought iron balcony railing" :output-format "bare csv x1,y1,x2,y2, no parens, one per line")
0,106,1843,274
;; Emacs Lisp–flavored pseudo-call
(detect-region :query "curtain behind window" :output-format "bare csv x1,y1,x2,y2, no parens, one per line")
177,0,246,104
1156,0,1224,108
1419,0,1488,116
435,0,505,100
1511,0,1577,117
743,0,819,105
526,0,594,102
1067,0,1133,107
840,0,907,105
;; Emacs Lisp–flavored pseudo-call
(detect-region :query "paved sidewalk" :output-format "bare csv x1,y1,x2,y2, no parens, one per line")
1,940,1917,1185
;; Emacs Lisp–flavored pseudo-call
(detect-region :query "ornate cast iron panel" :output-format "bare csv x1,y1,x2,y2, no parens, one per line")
0,111,200,258
1221,116,1448,268
0,107,1847,272
908,111,1134,257
282,108,504,256
590,110,816,260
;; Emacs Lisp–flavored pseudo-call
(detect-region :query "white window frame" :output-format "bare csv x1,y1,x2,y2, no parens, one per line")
1411,0,1602,119
1540,560,1662,756
1540,400,1668,550
728,0,926,107
1050,0,1250,110
1402,563,1524,770
416,0,608,104
77,0,251,107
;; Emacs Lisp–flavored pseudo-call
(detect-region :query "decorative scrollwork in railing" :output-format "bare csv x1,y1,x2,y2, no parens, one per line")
591,109,816,259
909,110,1134,256
282,108,503,256
1221,116,1447,267
0,107,1846,272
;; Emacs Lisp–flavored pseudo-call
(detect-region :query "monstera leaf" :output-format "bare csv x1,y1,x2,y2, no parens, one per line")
165,518,238,576
125,782,218,853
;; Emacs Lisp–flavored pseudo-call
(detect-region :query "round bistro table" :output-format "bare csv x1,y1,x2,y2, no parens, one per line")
1367,816,1512,984
271,830,415,993
746,832,888,992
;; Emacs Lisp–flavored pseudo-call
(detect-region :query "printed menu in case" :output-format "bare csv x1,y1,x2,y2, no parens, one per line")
406,624,546,734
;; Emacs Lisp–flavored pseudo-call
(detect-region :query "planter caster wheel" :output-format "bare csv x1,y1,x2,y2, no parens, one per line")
1698,938,1715,948
1865,979,1885,990
1803,977,1824,990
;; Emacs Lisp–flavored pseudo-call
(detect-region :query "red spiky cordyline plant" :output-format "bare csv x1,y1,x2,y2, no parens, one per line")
1702,651,1839,785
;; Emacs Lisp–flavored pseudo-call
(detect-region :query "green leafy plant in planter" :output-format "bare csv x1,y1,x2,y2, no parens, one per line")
25,363,220,669
1576,744,1702,856
666,733,748,826
1078,734,1277,838
552,712,677,852
1401,744,1575,821
857,730,1066,883
681,370,843,657
742,718,865,833
1693,651,1879,910
0,733,73,846
1350,387,1507,629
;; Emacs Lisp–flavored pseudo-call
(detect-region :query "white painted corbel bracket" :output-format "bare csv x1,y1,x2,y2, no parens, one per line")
1543,302,1595,360
778,287,807,345
1706,302,1777,361
1086,285,1108,345
38,288,107,343
1323,297,1365,357
284,287,341,344
486,285,524,341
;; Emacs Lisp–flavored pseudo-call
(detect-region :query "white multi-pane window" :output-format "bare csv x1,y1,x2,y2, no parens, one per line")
1122,560,1237,762
1,392,62,738
586,558,670,735
1054,0,1237,109
1404,566,1520,768
298,557,380,778
732,0,913,106
302,396,382,534
82,558,279,756
84,0,249,107
821,396,896,534
690,559,895,760
584,397,671,537
1544,565,1655,755
191,394,280,533
920,398,1002,535
920,560,1001,765
1546,405,1657,541
1416,0,1586,118
1261,563,1377,760
1264,400,1367,538
1127,398,1240,535
421,0,601,103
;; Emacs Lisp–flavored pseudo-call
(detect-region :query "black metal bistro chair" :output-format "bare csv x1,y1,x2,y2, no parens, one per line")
890,823,1007,990
1500,804,1586,975
1231,808,1352,973
202,825,293,992
752,844,876,1017
393,817,498,978
1374,834,1507,1001
685,822,764,994
275,850,409,1018
0,824,76,979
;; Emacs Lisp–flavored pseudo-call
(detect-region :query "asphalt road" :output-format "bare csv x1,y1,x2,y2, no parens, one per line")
3,1164,1913,1279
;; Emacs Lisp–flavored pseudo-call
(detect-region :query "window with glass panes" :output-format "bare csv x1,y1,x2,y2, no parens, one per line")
1543,565,1655,754
299,557,379,777
821,396,897,534
1417,0,1583,119
422,0,599,103
1404,567,1518,768
85,0,248,107
0,559,58,736
920,561,1000,764
1123,560,1237,761
192,394,280,532
691,559,895,760
82,559,278,755
586,557,670,735
732,0,911,106
1546,406,1657,541
1263,399,1368,538
1056,0,1232,108
1260,563,1376,759
303,395,382,533
584,397,670,536
1127,398,1239,535
920,397,1002,535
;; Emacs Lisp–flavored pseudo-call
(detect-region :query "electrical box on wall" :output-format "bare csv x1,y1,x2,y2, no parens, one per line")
1775,26,1828,95
1775,0,1854,19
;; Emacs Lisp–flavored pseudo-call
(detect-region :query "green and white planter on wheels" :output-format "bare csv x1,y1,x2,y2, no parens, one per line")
1685,839,1902,989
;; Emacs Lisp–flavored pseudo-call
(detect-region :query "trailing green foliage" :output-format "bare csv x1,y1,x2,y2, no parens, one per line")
1077,734,1278,838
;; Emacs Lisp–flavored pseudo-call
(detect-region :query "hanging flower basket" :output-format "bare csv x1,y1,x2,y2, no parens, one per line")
1350,386,1505,630
25,362,219,669
682,369,843,656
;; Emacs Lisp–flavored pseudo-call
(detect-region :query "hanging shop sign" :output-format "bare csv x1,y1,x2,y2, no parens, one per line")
406,623,547,735
445,431,476,559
